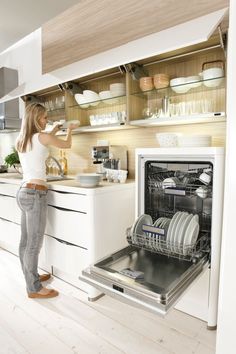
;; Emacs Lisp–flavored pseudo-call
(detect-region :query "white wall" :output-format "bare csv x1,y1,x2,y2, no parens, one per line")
216,0,236,352
0,132,19,164
0,28,42,84
0,28,42,123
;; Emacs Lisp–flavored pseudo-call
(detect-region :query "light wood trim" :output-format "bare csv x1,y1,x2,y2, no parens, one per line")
42,0,228,73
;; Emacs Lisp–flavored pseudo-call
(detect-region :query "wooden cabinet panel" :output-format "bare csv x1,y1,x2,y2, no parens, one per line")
42,0,228,73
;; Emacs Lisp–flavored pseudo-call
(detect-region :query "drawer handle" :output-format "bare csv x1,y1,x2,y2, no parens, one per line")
0,216,14,223
0,194,14,199
48,204,86,214
49,190,86,196
51,236,87,250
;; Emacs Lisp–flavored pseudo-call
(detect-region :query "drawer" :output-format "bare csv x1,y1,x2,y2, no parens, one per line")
0,194,21,224
45,235,89,277
47,189,89,213
0,182,19,197
0,218,20,255
45,205,89,248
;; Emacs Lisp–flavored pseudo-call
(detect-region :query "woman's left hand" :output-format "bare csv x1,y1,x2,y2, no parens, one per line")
50,123,62,135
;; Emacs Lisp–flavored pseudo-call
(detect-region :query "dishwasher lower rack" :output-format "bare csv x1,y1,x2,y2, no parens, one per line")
126,226,210,263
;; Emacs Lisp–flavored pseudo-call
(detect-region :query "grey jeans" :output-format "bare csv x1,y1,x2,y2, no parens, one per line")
16,186,48,293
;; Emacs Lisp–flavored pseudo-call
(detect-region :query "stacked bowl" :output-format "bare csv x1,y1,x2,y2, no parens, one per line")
139,77,154,92
153,73,170,89
109,83,126,97
83,90,100,106
76,173,101,187
74,90,100,108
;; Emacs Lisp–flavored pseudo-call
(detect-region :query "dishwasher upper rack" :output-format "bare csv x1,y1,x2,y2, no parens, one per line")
147,180,212,198
126,226,210,263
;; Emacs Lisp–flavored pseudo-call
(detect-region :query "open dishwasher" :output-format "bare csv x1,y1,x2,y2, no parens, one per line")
81,147,224,329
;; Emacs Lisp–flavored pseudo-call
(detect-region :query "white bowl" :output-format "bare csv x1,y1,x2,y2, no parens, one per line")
74,94,89,108
83,90,100,106
201,68,224,87
170,77,191,94
61,120,80,129
76,173,101,187
156,133,179,147
99,90,112,100
110,83,125,90
99,90,118,105
110,83,126,96
185,75,202,88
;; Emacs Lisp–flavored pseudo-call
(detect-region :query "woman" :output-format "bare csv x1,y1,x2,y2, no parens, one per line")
16,102,78,299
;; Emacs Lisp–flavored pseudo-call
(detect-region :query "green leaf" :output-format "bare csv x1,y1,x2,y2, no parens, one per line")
4,148,20,167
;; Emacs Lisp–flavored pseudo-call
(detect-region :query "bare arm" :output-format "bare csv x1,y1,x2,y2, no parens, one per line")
49,124,62,136
39,123,79,149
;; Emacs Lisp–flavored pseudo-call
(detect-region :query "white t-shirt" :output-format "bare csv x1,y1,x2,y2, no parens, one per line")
19,133,48,181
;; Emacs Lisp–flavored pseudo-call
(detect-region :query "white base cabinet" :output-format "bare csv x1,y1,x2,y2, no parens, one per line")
0,179,135,300
45,183,135,299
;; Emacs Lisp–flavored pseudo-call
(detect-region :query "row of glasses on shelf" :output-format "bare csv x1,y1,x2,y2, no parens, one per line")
44,96,65,111
142,98,214,118
89,111,126,126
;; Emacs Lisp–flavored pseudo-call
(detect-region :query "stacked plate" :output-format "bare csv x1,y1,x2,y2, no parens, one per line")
166,212,200,255
178,134,211,147
130,214,153,244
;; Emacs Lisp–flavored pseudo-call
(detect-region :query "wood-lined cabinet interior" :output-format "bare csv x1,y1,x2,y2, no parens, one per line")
24,38,227,134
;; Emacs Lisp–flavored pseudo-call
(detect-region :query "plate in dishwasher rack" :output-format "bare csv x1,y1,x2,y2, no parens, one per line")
169,212,184,252
172,212,189,253
183,217,200,255
166,212,181,250
177,213,193,253
131,214,153,243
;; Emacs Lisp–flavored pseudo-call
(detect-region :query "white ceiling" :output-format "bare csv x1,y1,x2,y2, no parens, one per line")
0,0,80,53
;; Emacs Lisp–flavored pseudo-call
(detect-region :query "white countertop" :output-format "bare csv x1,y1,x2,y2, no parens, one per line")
0,173,135,195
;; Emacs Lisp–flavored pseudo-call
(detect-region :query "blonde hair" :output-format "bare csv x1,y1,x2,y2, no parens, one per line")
16,103,46,153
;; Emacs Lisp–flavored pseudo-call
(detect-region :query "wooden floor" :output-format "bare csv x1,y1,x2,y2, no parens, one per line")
0,248,216,354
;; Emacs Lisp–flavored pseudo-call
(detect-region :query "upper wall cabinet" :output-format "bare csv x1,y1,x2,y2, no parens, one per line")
41,0,229,73
1,9,228,133
0,8,228,105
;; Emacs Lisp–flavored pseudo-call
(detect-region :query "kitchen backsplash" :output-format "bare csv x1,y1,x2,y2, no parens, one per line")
49,122,226,179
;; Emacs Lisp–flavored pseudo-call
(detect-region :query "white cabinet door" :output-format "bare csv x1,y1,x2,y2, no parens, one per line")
0,218,20,255
47,189,89,213
0,182,19,197
0,194,21,224
45,235,88,278
45,205,89,248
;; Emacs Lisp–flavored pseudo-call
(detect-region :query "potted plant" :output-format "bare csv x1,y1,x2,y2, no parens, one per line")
4,148,21,173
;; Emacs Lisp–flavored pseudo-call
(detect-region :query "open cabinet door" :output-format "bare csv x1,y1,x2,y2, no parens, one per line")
0,8,228,104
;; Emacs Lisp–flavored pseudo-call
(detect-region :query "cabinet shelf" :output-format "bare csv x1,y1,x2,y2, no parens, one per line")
56,122,137,134
69,94,126,110
132,76,225,99
129,112,226,127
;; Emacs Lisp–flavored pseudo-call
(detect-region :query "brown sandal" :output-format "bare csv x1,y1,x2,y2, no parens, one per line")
39,273,51,282
28,289,59,299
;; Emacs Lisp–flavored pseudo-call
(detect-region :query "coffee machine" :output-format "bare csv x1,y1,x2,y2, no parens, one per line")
92,145,128,175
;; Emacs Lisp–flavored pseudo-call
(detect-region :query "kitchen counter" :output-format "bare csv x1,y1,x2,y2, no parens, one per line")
0,173,135,195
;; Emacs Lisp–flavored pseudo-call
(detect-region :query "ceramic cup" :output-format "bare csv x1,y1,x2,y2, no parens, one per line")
199,172,211,185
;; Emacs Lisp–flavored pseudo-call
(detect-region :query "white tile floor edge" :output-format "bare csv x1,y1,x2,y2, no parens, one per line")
0,248,216,354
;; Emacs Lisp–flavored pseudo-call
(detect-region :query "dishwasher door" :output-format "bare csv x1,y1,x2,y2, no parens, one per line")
80,245,208,316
